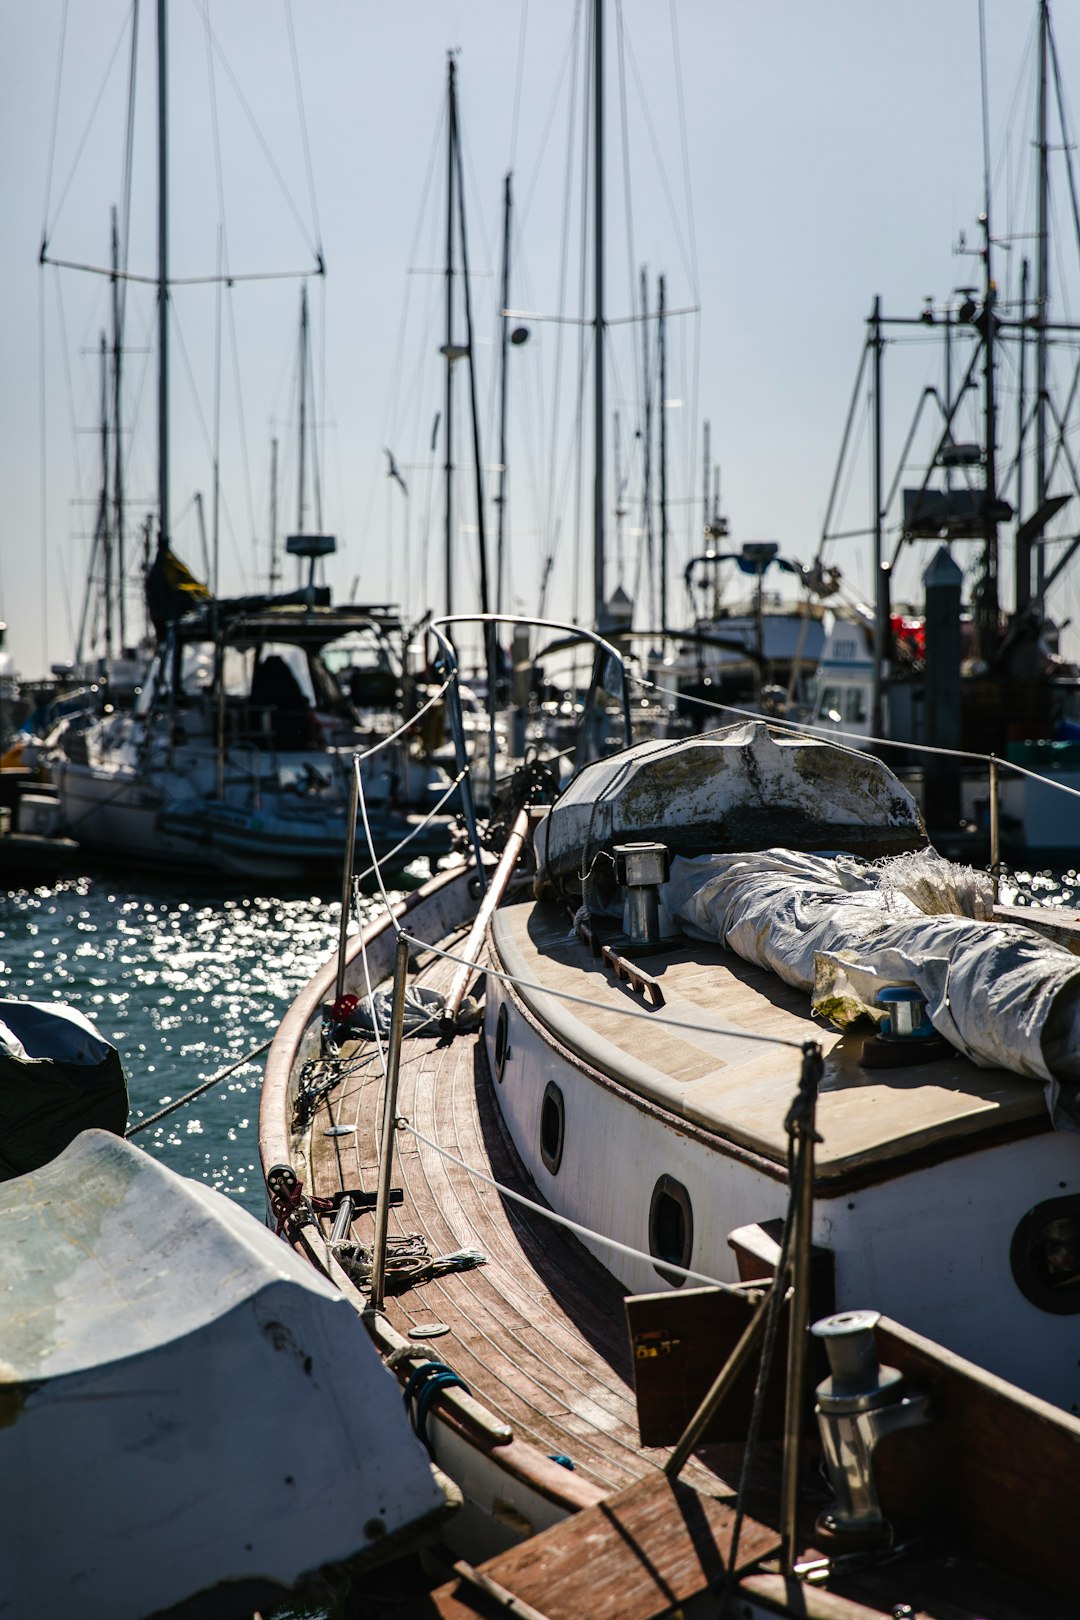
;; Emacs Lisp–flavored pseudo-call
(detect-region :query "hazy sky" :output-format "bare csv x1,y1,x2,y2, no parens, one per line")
5,1,1080,678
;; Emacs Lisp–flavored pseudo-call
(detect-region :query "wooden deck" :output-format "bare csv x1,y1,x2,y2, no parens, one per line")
304,935,734,1501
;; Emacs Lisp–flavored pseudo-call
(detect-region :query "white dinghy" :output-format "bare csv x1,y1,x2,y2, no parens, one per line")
1,1129,452,1620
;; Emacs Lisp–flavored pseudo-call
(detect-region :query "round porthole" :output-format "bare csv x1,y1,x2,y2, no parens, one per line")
1010,1194,1080,1315
649,1174,694,1287
494,1003,510,1083
540,1080,565,1174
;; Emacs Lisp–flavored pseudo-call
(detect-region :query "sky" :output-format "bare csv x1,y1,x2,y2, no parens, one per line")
5,0,1080,680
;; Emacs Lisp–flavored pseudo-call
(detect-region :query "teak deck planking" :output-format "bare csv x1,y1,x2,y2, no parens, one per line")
306,943,731,1500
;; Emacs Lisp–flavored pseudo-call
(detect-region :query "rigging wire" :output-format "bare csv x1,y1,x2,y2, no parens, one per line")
509,0,529,173
284,0,324,260
619,22,695,294
538,1,583,615
41,4,132,252
199,10,321,264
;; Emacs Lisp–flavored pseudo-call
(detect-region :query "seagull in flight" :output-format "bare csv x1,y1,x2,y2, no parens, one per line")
384,448,408,498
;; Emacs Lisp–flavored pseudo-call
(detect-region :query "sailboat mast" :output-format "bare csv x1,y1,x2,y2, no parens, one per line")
592,0,605,626
111,207,126,649
659,273,668,632
100,333,114,660
297,283,309,534
444,55,457,619
156,0,170,553
1034,0,1050,611
496,173,512,618
269,436,280,591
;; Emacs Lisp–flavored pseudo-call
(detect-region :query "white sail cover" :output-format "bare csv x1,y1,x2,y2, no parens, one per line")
0,1130,447,1619
664,848,1080,1126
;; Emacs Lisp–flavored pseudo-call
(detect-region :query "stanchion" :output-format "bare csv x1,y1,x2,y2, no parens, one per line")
368,933,410,1311
334,759,360,1008
989,754,1000,901
779,1042,824,1573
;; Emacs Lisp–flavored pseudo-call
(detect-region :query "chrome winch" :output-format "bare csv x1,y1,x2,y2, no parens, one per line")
811,1309,930,1541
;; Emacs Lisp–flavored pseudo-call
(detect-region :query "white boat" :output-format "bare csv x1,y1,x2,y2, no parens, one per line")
261,684,1080,1614
52,597,455,880
1,1128,453,1620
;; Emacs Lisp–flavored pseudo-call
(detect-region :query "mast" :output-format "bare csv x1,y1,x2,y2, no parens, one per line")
640,267,653,623
156,0,169,554
658,272,668,631
297,282,309,534
1034,0,1050,612
269,436,280,591
110,206,126,649
100,333,114,660
592,0,605,625
444,55,457,619
871,295,885,740
496,173,512,617
702,420,710,537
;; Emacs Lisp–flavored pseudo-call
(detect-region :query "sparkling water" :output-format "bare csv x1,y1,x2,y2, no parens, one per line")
0,872,392,1216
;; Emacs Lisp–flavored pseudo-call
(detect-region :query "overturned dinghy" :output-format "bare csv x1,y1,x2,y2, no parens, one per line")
0,1130,452,1620
535,719,926,895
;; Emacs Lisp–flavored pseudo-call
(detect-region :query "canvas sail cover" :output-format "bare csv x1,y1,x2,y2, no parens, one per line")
663,848,1080,1126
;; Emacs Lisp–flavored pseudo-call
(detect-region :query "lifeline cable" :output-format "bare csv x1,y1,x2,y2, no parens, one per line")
125,1035,273,1137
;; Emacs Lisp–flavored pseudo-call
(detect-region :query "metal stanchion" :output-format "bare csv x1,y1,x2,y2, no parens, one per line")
989,754,1000,900
368,933,410,1312
334,759,361,1009
779,1042,823,1574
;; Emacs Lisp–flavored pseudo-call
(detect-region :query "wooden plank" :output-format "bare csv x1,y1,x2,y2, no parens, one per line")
994,902,1080,956
871,1317,1080,1610
626,1286,787,1447
429,1473,780,1620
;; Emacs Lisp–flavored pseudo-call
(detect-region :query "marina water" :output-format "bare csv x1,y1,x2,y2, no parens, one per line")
0,871,395,1218
0,861,1076,1219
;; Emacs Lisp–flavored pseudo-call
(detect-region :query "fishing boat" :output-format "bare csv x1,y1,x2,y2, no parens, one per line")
804,1,1080,860
260,609,1080,1613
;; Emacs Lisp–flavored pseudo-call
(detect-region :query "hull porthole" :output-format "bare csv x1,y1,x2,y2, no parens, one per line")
540,1080,565,1174
649,1174,694,1287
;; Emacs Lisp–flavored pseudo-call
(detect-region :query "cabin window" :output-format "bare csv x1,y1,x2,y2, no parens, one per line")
816,685,841,722
494,1003,510,1083
540,1080,565,1174
844,687,868,724
1010,1195,1080,1314
649,1175,694,1287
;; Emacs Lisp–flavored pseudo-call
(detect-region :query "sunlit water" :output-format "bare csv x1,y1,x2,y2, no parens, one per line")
0,872,395,1217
